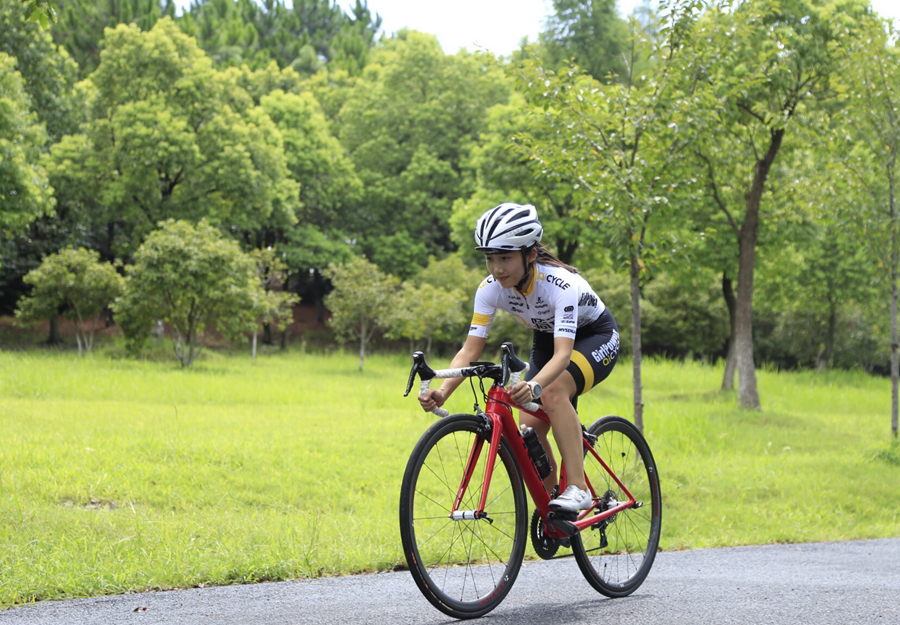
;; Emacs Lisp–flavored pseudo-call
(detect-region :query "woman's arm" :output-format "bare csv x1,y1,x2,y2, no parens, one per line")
417,334,487,411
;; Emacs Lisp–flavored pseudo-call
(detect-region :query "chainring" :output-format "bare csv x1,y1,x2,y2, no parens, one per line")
530,509,560,560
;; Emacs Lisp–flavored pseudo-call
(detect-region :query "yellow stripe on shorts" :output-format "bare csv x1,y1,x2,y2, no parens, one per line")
471,313,491,326
569,350,594,395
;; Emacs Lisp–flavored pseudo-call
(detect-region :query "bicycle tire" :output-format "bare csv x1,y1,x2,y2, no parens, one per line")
399,413,528,619
571,415,662,597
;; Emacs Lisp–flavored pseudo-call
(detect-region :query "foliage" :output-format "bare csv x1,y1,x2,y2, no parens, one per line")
642,268,729,360
259,88,361,245
44,17,299,261
50,0,175,76
251,246,299,337
0,52,54,243
453,93,599,266
338,31,511,266
177,0,380,74
114,219,266,367
511,0,709,427
1,0,84,141
14,247,124,354
323,256,397,370
384,281,467,358
538,0,631,82
23,0,57,28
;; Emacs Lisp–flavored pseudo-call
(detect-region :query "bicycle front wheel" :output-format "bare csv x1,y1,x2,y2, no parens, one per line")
572,416,662,597
399,413,527,619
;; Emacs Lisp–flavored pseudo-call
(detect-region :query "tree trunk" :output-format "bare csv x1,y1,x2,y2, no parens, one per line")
735,128,784,410
426,335,433,361
890,156,898,439
75,331,83,357
252,331,258,361
630,251,644,431
262,322,273,346
816,301,836,372
46,315,61,345
722,273,737,390
359,319,367,371
280,327,289,350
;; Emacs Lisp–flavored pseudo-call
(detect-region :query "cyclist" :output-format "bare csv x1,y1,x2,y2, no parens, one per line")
418,203,620,513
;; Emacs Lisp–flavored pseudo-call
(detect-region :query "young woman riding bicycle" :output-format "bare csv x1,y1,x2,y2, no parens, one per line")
418,202,621,513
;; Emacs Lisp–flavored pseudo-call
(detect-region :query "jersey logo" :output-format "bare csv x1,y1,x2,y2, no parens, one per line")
531,318,554,332
538,271,570,290
579,293,598,307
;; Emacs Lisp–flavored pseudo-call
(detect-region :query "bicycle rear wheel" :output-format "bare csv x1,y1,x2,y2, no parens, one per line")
399,413,527,619
572,415,662,597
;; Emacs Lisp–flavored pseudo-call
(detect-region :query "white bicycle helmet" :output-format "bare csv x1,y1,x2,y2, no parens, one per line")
474,203,543,252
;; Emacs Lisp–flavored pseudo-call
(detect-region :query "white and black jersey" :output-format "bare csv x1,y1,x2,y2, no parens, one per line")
468,262,606,339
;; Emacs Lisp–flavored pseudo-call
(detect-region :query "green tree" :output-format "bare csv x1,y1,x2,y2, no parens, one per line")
538,0,630,82
0,52,54,244
385,281,467,359
51,0,175,75
258,87,361,319
15,247,124,355
684,0,850,409
2,0,84,141
176,0,379,74
44,18,299,261
512,1,706,429
323,256,397,371
452,94,598,266
836,8,900,438
338,31,510,266
114,220,267,367
250,247,299,356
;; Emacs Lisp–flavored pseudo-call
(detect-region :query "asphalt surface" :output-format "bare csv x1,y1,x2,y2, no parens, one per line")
2,539,898,625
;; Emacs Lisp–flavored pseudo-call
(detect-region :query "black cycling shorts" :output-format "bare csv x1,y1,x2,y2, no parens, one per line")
525,308,619,402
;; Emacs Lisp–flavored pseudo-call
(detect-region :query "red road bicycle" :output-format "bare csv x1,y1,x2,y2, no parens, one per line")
399,342,662,619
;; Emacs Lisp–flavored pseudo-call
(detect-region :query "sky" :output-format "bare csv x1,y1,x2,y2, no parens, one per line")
340,0,900,57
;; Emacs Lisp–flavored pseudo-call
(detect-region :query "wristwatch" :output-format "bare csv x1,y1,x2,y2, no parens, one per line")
526,380,542,400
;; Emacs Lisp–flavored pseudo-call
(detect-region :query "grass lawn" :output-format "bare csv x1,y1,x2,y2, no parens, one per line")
1,346,897,608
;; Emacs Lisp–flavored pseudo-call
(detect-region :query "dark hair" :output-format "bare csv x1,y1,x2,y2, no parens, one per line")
530,243,579,274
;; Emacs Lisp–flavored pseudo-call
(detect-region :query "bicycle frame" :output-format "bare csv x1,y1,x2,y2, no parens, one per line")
451,383,638,540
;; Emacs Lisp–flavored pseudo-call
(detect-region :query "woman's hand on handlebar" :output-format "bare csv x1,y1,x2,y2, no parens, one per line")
509,381,534,406
418,388,446,412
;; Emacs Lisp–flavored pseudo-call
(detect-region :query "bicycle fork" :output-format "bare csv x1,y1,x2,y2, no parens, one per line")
450,410,503,523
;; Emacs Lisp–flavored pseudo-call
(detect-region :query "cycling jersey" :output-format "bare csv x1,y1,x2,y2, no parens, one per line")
468,262,606,340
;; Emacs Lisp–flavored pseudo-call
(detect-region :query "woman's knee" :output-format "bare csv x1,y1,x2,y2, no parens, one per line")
541,373,577,412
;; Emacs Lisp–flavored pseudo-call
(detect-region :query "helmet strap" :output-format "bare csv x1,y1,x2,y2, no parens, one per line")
515,248,535,292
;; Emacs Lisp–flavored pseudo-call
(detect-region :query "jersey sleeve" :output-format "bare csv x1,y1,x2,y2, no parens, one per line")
552,282,580,339
468,276,499,339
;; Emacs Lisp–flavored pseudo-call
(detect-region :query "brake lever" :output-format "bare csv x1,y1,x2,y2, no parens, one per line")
404,351,437,397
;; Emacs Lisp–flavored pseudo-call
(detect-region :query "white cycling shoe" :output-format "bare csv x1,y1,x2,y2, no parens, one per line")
549,484,592,513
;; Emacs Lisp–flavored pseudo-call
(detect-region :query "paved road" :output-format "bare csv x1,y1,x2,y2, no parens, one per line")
2,539,899,625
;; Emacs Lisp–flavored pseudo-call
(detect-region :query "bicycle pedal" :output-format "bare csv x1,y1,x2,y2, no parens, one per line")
547,512,579,537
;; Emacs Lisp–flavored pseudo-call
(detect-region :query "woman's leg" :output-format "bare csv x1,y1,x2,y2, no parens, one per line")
539,370,585,491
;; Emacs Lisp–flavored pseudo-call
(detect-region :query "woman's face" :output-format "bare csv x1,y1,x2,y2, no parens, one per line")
484,252,526,288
